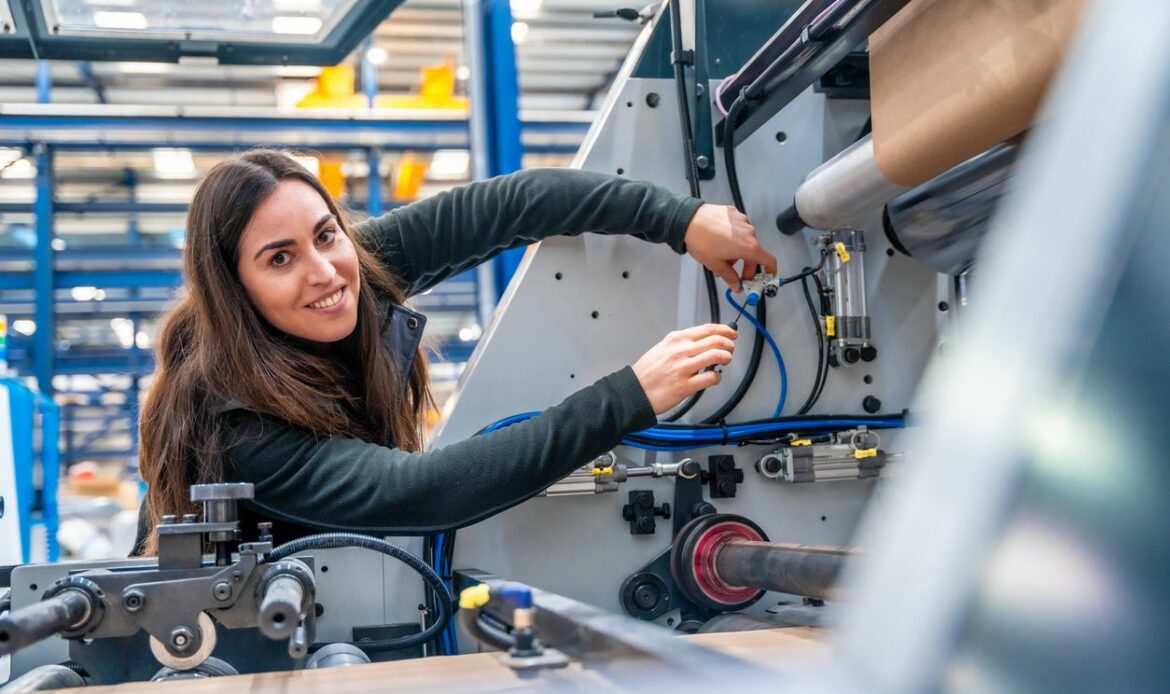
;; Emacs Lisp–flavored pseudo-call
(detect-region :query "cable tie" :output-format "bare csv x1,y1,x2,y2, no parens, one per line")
719,418,730,446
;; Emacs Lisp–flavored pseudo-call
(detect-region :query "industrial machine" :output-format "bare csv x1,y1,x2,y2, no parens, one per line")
4,0,1169,690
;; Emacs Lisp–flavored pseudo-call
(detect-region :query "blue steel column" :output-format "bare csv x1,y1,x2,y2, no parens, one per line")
125,170,141,463
33,145,55,395
35,61,52,104
481,0,525,299
367,147,384,217
463,0,498,328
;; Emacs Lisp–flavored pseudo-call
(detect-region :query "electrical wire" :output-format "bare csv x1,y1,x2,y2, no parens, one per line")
661,0,720,423
724,289,786,417
796,273,828,415
270,533,451,652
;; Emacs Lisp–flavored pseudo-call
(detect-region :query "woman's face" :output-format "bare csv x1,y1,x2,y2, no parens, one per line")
236,179,361,344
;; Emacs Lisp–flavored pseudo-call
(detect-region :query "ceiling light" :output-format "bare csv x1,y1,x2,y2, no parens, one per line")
71,286,100,302
292,155,320,176
50,238,67,251
511,21,529,45
458,324,483,342
429,150,470,180
93,11,149,30
456,64,471,80
510,0,543,20
12,320,36,336
272,16,323,35
152,148,196,178
117,62,171,74
366,46,388,65
1,158,34,179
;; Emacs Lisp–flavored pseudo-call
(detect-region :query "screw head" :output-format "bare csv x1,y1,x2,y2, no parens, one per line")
212,581,233,601
123,589,145,612
696,155,710,169
170,626,195,651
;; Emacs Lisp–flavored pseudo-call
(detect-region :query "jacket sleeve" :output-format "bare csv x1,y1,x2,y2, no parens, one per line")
221,367,656,534
352,168,703,297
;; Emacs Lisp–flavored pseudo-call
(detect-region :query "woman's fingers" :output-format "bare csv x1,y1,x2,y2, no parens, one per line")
684,348,733,373
689,368,722,390
686,334,736,357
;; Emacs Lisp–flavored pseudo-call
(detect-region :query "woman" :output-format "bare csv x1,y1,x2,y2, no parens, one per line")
132,149,775,554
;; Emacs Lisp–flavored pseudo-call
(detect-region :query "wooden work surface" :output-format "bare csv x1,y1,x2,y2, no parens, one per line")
57,628,825,693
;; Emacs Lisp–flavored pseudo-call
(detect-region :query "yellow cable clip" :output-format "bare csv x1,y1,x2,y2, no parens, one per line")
834,242,850,263
790,439,812,447
459,584,492,610
825,315,836,337
591,466,614,477
854,448,878,460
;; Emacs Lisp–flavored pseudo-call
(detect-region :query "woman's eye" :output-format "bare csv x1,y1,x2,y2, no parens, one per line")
318,228,337,244
270,251,290,267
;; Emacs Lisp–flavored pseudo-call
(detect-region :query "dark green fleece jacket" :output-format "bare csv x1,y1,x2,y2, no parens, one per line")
135,168,702,550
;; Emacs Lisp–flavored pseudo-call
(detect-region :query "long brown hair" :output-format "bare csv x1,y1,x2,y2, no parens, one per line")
138,149,432,553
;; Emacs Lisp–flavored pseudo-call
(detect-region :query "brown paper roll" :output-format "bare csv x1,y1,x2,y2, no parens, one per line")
869,0,1086,187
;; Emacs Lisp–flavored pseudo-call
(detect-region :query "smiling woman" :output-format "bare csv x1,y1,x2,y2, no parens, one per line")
132,148,774,555
237,181,361,344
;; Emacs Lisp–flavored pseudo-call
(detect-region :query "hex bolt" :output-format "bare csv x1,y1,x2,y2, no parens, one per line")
212,581,233,602
170,627,195,651
182,513,198,524
696,155,710,169
123,588,145,612
161,515,177,525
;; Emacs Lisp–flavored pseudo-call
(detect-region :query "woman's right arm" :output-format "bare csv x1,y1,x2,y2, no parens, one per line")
221,325,735,534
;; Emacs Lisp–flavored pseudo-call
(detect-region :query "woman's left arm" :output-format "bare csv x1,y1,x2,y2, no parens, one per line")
354,168,775,296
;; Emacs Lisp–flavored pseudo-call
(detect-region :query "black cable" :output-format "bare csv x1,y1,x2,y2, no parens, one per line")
422,535,441,655
661,0,720,423
270,533,451,651
795,273,826,415
810,272,831,405
459,608,515,652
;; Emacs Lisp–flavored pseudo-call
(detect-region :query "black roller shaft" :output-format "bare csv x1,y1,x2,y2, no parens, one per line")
715,541,853,601
0,590,92,656
258,576,304,640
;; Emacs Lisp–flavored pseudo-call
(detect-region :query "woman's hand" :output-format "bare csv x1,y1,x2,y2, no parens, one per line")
684,204,778,292
632,324,738,414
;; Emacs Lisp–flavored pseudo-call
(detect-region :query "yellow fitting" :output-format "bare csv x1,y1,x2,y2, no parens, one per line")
854,448,878,460
825,315,837,337
591,466,614,477
834,242,851,263
459,584,491,610
790,439,812,447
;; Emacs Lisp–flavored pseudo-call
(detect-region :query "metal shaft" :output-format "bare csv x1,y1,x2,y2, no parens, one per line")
714,541,854,600
0,590,92,656
258,575,304,640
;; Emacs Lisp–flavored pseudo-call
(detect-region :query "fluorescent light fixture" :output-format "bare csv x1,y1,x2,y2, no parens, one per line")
366,46,388,65
0,147,20,166
292,155,320,176
136,331,151,349
456,64,471,80
511,21,529,44
12,320,36,336
274,0,323,11
510,0,543,20
71,286,100,302
458,324,483,342
93,11,149,30
0,158,34,179
50,238,67,251
152,148,196,178
117,62,171,74
272,16,323,35
110,317,135,348
429,149,470,180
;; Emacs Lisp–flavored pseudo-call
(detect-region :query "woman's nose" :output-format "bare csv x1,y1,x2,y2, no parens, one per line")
305,248,337,285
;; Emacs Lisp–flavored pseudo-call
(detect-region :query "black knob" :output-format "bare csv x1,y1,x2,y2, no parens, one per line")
862,396,882,413
860,345,878,362
843,347,861,364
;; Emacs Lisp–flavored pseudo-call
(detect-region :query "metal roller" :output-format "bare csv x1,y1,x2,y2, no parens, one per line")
671,514,854,611
884,140,1021,275
257,574,305,640
777,134,909,234
714,541,852,601
0,590,94,656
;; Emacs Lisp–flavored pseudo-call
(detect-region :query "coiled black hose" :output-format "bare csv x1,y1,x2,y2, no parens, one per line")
269,533,452,652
